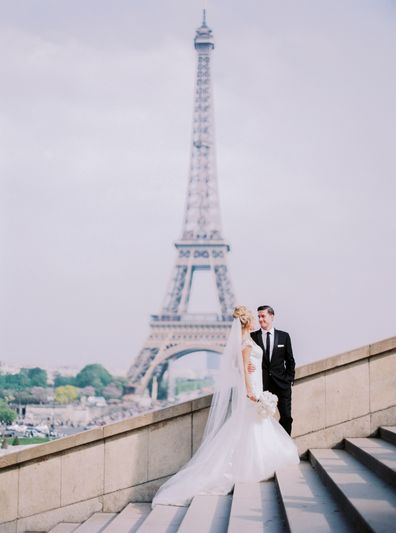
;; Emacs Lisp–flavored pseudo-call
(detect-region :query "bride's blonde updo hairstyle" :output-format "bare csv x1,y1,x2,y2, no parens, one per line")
232,305,254,328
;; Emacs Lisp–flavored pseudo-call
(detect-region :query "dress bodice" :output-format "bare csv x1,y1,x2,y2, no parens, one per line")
242,335,263,395
242,335,263,361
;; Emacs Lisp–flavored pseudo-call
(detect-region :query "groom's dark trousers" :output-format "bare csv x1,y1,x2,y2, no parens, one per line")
251,328,295,435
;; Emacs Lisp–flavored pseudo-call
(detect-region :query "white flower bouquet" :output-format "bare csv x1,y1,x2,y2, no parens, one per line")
256,391,278,418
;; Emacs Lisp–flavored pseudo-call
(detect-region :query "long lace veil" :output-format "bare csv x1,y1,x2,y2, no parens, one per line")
200,318,245,443
152,318,246,506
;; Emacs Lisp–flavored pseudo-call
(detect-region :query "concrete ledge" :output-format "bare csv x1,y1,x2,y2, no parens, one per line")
103,399,194,438
296,336,395,380
0,397,213,471
369,336,396,356
0,427,104,469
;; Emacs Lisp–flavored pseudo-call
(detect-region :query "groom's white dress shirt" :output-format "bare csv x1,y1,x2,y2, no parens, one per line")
261,327,275,361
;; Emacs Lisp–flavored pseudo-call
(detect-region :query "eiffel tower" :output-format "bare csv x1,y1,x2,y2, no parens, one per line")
127,11,235,395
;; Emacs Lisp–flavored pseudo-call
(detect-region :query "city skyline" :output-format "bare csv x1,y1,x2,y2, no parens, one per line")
1,1,395,372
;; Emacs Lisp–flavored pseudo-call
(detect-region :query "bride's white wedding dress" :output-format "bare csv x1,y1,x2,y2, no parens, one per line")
152,322,299,508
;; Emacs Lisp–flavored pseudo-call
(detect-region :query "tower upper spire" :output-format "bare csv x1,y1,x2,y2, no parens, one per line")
194,9,214,51
181,11,222,242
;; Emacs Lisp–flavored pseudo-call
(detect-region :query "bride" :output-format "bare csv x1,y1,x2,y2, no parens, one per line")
152,305,299,507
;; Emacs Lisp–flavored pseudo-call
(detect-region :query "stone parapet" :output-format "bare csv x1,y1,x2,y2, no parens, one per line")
292,336,396,453
0,336,395,532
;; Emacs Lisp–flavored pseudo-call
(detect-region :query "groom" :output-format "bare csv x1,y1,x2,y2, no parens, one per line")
249,305,295,435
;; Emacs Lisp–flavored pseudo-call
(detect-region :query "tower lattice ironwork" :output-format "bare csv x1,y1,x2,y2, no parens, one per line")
127,11,235,394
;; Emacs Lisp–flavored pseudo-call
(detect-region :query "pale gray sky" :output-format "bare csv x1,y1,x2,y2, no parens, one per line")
1,0,395,373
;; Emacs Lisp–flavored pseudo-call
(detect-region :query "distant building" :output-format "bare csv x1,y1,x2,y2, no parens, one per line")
86,396,107,407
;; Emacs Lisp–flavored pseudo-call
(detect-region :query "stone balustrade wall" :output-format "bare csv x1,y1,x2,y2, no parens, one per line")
1,336,395,532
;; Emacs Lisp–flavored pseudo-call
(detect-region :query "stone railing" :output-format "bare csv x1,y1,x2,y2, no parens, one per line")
292,336,396,453
1,336,395,532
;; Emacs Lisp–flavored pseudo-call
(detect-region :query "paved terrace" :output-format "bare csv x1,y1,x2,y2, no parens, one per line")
0,336,395,532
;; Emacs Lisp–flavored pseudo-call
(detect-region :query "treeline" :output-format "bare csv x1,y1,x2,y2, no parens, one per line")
0,364,127,403
0,367,48,389
54,364,126,395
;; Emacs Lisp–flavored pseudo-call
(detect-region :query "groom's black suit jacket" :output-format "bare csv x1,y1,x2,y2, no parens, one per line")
250,329,295,391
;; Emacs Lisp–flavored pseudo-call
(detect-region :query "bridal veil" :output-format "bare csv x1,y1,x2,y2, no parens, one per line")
152,318,247,506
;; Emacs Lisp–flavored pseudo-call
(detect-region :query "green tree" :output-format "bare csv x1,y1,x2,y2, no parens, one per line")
0,372,29,389
75,364,112,395
55,385,79,404
18,369,32,388
27,367,48,387
0,401,17,425
53,372,75,387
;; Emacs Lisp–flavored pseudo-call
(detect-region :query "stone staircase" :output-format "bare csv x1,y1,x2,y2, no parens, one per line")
47,426,396,533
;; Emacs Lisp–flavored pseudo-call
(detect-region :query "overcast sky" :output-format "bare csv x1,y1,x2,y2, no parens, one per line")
1,0,395,374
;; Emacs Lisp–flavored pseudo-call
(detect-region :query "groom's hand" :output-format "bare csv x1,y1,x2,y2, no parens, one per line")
247,361,256,374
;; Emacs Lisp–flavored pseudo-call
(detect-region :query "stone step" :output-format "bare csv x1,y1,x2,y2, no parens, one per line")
73,512,116,533
137,504,187,533
228,480,285,533
380,426,396,446
102,503,150,533
345,437,396,489
48,524,80,533
275,461,353,532
309,448,396,532
177,494,231,533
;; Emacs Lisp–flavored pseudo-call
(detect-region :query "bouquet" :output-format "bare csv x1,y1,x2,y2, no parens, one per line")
256,391,278,419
